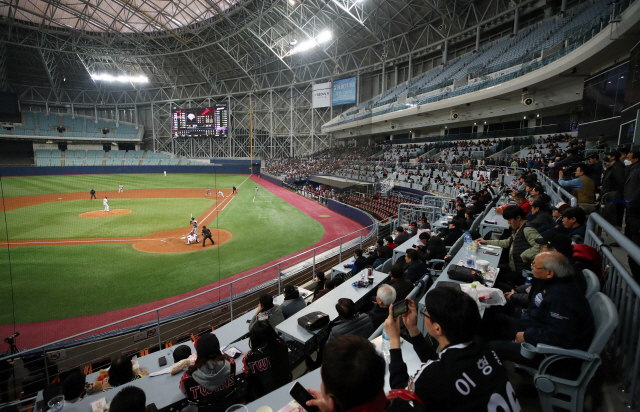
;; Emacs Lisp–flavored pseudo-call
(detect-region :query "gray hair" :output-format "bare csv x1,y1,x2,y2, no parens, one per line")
540,251,574,278
377,285,397,306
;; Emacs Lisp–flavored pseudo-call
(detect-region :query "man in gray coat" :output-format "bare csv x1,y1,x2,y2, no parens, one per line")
328,298,374,342
281,284,306,319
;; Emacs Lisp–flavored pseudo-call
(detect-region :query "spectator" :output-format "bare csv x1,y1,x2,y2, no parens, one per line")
419,217,431,229
244,321,292,401
489,252,594,365
600,151,626,226
549,147,581,169
343,249,372,275
384,236,397,249
464,208,474,231
105,355,147,388
625,152,640,205
173,345,192,363
409,222,418,237
281,284,306,319
454,203,466,220
625,188,640,282
328,298,375,342
562,207,587,244
368,285,396,328
110,386,147,412
404,249,429,283
529,200,554,232
394,226,411,245
558,163,595,210
313,272,326,298
312,279,335,303
513,192,532,214
249,294,285,330
442,220,462,247
588,154,603,188
385,289,518,410
546,202,571,233
62,371,86,402
305,336,421,412
179,334,237,407
387,264,413,301
478,206,541,289
372,246,392,268
470,195,485,215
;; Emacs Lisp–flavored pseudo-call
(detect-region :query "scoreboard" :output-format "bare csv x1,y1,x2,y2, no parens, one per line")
172,103,228,137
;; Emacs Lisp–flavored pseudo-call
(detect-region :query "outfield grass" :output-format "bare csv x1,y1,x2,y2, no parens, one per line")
0,174,325,323
5,198,215,239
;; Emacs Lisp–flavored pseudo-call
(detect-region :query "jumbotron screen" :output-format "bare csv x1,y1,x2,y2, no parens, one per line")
172,103,228,138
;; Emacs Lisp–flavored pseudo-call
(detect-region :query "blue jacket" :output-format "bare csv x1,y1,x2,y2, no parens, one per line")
519,276,594,350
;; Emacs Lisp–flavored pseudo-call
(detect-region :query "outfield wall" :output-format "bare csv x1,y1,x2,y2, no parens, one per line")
327,199,377,229
0,164,261,177
260,173,284,187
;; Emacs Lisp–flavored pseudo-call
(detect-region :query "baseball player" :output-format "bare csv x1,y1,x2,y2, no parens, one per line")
255,187,259,197
206,188,211,197
190,217,198,235
118,184,123,193
232,186,237,194
217,190,224,198
103,196,109,212
186,232,198,245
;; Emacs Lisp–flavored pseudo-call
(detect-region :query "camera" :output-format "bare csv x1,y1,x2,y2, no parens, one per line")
563,165,577,176
4,331,19,344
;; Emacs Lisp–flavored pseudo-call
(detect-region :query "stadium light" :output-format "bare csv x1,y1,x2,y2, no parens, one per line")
91,73,148,83
290,30,332,54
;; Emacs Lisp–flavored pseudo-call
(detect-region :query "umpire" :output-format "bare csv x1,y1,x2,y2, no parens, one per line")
90,188,96,199
202,226,214,247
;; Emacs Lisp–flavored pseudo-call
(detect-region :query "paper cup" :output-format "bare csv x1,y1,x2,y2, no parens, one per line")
476,260,490,272
256,407,273,412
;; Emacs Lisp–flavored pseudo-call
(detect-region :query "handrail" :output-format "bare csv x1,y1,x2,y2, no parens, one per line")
534,169,578,206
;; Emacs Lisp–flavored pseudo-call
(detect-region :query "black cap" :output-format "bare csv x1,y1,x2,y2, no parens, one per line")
534,232,573,257
531,200,547,209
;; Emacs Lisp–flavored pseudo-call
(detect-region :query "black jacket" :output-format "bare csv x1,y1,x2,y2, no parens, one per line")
405,260,429,283
519,276,594,350
471,200,485,216
389,336,516,412
388,278,414,302
442,228,462,247
601,160,625,197
394,231,412,246
243,341,292,402
367,305,389,329
328,314,375,342
202,228,212,237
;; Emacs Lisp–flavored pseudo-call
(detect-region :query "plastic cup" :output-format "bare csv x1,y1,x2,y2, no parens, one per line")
47,394,64,412
226,405,249,412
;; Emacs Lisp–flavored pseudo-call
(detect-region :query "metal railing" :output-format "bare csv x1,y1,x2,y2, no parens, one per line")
585,213,640,409
397,203,444,227
534,169,578,207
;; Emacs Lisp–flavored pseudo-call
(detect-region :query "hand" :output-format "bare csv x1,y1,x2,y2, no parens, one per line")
140,369,148,377
384,305,402,349
515,332,526,343
504,290,515,300
477,239,488,244
255,303,263,315
343,264,348,268
402,299,420,337
306,388,332,412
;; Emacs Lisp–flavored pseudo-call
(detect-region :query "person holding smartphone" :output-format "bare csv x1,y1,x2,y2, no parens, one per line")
384,289,518,411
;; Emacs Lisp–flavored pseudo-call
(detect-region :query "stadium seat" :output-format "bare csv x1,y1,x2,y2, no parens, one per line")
174,334,193,344
121,349,139,361
21,373,46,399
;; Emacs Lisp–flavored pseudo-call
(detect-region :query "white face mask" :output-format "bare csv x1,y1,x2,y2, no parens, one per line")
625,160,632,166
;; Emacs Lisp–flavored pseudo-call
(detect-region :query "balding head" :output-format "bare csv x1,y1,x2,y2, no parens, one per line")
532,251,573,280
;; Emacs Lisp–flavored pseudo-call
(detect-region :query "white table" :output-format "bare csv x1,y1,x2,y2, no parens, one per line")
479,211,509,237
276,270,389,344
330,256,355,279
245,336,423,412
392,234,421,263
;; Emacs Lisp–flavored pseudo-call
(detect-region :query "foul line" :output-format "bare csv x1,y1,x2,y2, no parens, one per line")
200,174,251,222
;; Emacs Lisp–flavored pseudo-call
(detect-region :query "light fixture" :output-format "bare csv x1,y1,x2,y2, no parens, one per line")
523,116,527,119
316,30,332,44
473,122,476,125
290,30,332,54
91,73,148,83
536,114,539,117
484,121,487,124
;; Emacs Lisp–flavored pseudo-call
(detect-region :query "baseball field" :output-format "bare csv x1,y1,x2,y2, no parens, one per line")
0,173,325,325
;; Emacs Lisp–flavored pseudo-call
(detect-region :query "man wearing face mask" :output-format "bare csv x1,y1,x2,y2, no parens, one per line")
624,152,640,203
558,163,595,212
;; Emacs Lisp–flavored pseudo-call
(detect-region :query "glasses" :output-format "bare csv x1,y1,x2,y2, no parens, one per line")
419,306,431,320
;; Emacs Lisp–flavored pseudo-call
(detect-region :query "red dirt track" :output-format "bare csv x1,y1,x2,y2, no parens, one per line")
0,176,368,348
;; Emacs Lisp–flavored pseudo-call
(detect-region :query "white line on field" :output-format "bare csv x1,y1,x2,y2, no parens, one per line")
201,174,251,222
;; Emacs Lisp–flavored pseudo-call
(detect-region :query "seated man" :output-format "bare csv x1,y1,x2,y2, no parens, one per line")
312,279,335,302
404,249,429,283
367,285,396,328
249,294,285,330
470,195,486,215
328,298,375,342
394,226,411,246
561,206,587,244
281,284,306,319
306,335,421,412
442,220,463,247
489,251,595,364
387,264,413,302
495,192,531,215
385,289,518,411
478,206,541,289
343,249,372,275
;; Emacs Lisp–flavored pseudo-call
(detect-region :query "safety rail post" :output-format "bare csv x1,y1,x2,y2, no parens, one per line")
312,249,316,280
156,310,162,349
229,284,233,321
42,347,50,384
339,238,342,263
278,263,282,294
360,229,363,249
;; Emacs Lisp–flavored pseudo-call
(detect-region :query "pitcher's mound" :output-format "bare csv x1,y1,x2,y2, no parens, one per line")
132,228,232,254
80,209,132,218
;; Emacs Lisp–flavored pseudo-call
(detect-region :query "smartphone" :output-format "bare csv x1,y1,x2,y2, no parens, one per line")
289,382,319,412
483,251,499,256
158,356,167,367
393,299,409,318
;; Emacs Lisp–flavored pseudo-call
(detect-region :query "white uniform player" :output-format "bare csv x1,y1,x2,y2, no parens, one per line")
206,188,211,197
187,233,198,244
217,190,224,198
190,218,198,235
103,197,109,212
255,187,259,197
118,184,123,193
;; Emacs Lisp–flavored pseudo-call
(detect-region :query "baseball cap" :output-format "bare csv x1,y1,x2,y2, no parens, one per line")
409,222,417,227
283,284,296,294
531,200,547,209
534,232,573,257
550,202,566,211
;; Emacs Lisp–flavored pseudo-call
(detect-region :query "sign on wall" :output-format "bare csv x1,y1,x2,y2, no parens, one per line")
332,77,357,106
312,82,332,108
